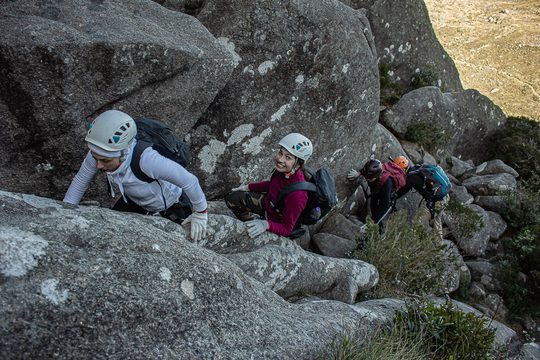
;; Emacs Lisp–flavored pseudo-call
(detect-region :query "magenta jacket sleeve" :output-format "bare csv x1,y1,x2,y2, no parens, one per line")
248,180,270,192
267,190,308,236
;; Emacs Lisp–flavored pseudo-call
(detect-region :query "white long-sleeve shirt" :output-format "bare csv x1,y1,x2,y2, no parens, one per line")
63,141,207,213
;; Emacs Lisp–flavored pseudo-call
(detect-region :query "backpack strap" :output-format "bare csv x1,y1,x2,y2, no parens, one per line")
130,140,169,210
381,162,406,190
411,165,449,203
130,140,154,183
272,181,317,213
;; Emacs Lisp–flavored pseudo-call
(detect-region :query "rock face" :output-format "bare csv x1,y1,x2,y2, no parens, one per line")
312,232,358,258
444,203,491,257
0,0,510,207
192,0,380,198
0,191,382,359
370,123,408,162
519,343,540,360
462,173,517,196
474,195,508,213
153,0,208,15
342,0,463,92
0,0,235,203
195,214,378,304
472,159,519,178
381,86,506,162
450,185,474,205
439,240,470,295
320,213,365,242
449,156,475,178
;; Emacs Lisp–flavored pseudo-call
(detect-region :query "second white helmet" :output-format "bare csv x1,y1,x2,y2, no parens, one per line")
85,110,137,151
278,133,313,162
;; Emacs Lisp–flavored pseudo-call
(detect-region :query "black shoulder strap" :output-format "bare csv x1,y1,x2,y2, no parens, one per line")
276,181,317,211
130,140,154,183
130,140,170,209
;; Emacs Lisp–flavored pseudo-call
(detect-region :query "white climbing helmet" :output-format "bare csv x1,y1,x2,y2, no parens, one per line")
278,133,313,162
85,110,137,152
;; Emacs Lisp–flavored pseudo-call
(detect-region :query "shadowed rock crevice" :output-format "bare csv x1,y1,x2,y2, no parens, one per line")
0,52,41,152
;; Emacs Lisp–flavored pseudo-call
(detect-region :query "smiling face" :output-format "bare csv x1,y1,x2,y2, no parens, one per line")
273,147,298,173
91,152,121,172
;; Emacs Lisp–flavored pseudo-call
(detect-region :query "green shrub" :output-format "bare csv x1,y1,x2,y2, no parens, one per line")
496,229,540,315
325,300,496,360
394,300,496,360
503,187,540,271
487,116,540,189
379,64,444,107
326,333,362,360
503,186,540,230
511,227,538,257
379,63,405,106
495,258,530,313
404,122,450,153
409,67,440,91
354,212,446,298
498,183,540,315
445,198,484,238
325,326,431,360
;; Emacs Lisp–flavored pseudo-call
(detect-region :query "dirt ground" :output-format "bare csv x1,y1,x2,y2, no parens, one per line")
424,0,540,120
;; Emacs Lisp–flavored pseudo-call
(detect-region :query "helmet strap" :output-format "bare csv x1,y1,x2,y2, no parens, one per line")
119,148,129,163
285,160,303,179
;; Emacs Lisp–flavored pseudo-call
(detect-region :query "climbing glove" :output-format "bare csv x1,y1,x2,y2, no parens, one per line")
181,211,208,241
232,184,249,192
245,219,269,238
347,169,360,181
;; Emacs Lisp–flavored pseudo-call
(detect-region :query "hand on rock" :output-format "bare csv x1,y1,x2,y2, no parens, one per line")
347,169,360,181
181,211,208,241
245,219,269,238
231,184,249,192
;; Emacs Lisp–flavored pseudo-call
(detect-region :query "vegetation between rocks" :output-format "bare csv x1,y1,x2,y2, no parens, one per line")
488,116,540,189
404,122,450,154
379,63,405,106
393,300,496,360
409,67,441,91
445,198,484,239
326,323,431,360
488,116,540,317
337,204,497,359
326,300,496,360
379,64,442,107
497,185,540,316
354,211,446,298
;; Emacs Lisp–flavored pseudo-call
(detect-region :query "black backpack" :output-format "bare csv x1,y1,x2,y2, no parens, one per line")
273,168,337,225
130,117,191,183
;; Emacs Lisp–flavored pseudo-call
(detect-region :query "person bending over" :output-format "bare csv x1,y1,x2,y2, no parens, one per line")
64,110,208,241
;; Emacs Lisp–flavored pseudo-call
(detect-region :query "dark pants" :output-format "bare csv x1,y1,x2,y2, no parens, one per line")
358,193,389,237
112,193,192,225
225,191,308,239
224,191,266,221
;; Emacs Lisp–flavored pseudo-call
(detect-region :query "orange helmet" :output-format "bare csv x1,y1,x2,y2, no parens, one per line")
393,155,409,170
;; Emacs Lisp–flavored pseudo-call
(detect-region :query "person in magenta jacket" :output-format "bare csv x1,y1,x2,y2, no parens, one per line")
225,133,313,238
